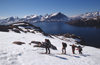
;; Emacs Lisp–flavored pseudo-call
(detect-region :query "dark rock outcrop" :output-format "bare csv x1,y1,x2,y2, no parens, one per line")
68,17,100,28
0,22,44,33
13,41,25,45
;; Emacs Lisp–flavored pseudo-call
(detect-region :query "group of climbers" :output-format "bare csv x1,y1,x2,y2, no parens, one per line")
43,39,83,54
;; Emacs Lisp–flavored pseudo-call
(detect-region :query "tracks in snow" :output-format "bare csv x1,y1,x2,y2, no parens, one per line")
0,50,23,65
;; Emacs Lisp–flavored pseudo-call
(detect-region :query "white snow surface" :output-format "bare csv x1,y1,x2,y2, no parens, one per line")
0,31,100,65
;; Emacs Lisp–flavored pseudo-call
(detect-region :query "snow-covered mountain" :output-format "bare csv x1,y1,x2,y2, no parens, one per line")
0,15,42,25
68,11,100,27
71,11,100,20
0,12,69,25
0,11,100,25
42,12,69,22
22,15,42,23
0,17,20,25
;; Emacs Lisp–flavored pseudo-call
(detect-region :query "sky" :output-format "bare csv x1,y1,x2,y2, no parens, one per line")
0,0,100,18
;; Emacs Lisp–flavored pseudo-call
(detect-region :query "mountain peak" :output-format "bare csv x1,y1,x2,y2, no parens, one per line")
51,12,64,17
71,11,100,20
43,12,68,22
24,15,38,19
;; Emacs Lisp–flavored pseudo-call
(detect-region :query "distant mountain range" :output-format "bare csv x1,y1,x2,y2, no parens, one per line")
0,11,100,26
68,12,100,27
0,12,69,25
70,11,100,20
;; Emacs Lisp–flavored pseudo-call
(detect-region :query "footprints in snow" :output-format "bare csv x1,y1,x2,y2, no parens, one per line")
0,51,23,65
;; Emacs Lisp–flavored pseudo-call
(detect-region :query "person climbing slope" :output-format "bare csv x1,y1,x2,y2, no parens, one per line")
77,45,83,54
43,39,51,54
62,42,67,54
70,44,77,54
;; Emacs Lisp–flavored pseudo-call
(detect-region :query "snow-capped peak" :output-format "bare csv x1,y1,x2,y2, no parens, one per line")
7,16,19,20
24,15,38,19
43,12,69,22
0,11,100,25
80,11,100,18
50,12,65,17
50,12,61,17
0,16,8,20
71,11,100,20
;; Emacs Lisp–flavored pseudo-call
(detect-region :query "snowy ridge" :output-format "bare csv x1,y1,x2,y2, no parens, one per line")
24,15,38,19
0,11,100,25
0,16,20,25
0,12,69,25
71,11,100,20
43,12,69,22
51,12,59,17
0,22,44,34
68,11,100,27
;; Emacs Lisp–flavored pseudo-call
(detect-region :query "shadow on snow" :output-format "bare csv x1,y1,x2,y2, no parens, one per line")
48,54,68,60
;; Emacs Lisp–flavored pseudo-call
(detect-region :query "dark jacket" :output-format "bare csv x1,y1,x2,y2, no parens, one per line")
43,41,51,48
77,46,82,51
70,45,77,49
62,43,67,48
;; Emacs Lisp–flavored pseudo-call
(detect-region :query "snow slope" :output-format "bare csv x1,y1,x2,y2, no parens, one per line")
0,31,100,65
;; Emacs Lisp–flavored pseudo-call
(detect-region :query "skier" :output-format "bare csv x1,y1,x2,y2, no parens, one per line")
62,42,67,54
77,45,83,54
70,44,77,54
43,39,51,54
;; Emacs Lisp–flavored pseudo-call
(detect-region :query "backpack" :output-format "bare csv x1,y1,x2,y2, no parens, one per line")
43,42,51,48
62,43,67,48
78,46,82,51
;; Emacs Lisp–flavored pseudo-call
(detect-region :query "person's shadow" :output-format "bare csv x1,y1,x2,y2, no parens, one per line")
65,53,90,58
81,54,90,57
48,54,68,60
